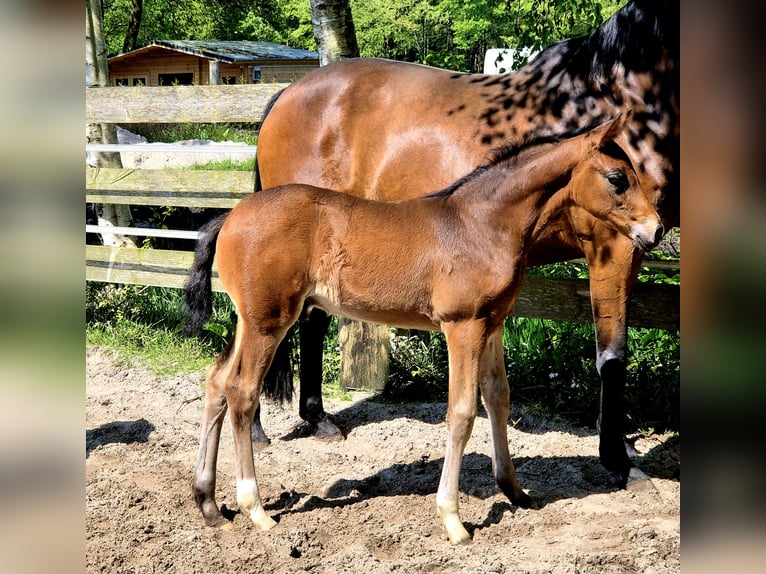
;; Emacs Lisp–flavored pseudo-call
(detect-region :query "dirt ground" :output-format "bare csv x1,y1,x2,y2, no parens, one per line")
86,346,679,574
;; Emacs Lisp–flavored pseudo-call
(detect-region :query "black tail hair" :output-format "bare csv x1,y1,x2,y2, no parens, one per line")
183,213,229,336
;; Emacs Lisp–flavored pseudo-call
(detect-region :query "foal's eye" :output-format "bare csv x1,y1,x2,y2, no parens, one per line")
605,170,629,194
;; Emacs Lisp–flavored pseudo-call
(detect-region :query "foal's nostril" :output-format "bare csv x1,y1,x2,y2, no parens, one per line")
653,224,665,247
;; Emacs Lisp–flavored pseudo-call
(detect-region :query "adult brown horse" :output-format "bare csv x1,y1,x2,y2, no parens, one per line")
186,115,663,544
253,0,679,490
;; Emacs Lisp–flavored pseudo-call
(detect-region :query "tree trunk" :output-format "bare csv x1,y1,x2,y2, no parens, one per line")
122,0,143,53
309,0,388,392
86,0,136,248
309,0,360,65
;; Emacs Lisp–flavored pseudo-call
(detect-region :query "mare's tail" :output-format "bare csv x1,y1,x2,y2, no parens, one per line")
183,213,229,337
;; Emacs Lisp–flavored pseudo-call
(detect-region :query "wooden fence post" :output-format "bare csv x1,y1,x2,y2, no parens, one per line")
209,60,220,85
338,319,390,392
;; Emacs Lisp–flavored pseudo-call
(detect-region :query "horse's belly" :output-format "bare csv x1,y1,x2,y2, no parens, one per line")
305,292,438,331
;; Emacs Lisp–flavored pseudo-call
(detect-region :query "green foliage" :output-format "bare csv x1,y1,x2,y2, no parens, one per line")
503,317,600,421
351,0,621,72
103,0,625,72
386,330,450,402
103,0,316,55
86,283,236,374
120,123,258,145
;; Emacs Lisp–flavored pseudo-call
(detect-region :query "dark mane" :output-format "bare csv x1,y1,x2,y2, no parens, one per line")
426,122,600,199
535,0,677,81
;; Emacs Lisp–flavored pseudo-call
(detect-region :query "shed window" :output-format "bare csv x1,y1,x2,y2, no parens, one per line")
222,76,237,85
159,73,193,86
132,77,146,86
115,78,129,86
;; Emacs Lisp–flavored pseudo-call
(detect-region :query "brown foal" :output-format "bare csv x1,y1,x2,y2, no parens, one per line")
185,114,662,544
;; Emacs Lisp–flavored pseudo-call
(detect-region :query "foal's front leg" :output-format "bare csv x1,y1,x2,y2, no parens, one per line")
436,321,487,545
479,330,530,508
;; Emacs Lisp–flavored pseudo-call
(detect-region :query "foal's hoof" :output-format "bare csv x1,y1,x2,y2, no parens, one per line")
203,513,233,530
313,415,344,442
498,480,534,509
625,466,657,493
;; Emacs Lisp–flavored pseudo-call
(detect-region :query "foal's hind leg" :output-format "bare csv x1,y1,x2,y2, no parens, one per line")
193,343,233,528
226,323,282,531
479,330,530,508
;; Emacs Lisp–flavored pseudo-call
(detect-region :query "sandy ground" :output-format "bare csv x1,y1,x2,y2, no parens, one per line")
86,346,679,573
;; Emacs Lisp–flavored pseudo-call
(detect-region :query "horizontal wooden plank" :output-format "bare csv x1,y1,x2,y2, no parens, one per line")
86,83,288,124
511,275,679,331
86,167,252,207
86,245,223,291
86,143,257,154
565,256,680,271
86,246,678,330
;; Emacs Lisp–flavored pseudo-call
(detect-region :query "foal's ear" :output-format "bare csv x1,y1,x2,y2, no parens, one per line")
593,110,632,145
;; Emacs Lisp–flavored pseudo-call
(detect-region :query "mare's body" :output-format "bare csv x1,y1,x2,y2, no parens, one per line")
254,0,679,487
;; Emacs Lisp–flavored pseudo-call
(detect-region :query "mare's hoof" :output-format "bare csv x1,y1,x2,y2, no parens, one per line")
313,416,344,442
251,426,272,447
252,438,271,453
625,466,656,493
513,491,535,509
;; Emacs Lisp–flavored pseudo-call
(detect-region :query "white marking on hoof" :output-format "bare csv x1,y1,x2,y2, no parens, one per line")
437,502,471,545
237,478,277,531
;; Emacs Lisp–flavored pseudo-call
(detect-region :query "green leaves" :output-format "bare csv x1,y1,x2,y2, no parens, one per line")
103,0,622,72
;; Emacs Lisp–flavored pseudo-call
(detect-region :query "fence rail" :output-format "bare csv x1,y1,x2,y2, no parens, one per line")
85,84,679,331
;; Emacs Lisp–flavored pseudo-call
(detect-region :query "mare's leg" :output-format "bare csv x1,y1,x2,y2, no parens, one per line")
253,332,298,446
251,405,270,447
298,309,343,439
436,320,487,545
584,232,652,489
478,330,530,507
192,343,232,528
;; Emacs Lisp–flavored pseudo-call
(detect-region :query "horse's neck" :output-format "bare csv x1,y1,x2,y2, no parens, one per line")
458,141,580,239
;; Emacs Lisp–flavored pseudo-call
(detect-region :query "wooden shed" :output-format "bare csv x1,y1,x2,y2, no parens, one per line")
108,40,319,87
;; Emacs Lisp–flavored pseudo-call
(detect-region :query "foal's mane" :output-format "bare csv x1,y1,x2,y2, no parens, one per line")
426,122,599,199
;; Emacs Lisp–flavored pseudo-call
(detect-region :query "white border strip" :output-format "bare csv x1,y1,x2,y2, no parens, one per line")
86,225,200,240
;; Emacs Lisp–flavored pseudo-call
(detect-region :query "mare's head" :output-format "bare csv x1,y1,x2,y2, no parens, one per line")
567,113,664,251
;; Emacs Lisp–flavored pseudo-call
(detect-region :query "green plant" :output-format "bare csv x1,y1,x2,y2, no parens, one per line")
86,284,236,374
120,122,259,145
386,330,450,402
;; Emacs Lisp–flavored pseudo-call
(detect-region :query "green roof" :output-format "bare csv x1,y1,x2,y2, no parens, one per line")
131,40,318,63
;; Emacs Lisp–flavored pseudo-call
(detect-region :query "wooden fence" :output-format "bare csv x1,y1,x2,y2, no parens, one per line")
86,84,679,332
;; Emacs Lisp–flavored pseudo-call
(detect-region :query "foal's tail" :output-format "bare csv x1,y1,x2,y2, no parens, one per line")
183,213,229,336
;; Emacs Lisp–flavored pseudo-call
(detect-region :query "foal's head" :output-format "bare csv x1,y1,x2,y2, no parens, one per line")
567,113,664,251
